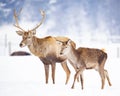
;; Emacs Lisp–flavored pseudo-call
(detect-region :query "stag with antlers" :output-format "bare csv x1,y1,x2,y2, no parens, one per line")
13,9,77,84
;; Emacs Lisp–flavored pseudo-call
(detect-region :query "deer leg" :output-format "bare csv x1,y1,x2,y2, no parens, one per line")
99,68,105,89
80,73,84,90
61,60,71,84
69,60,80,82
44,64,49,84
98,55,107,89
71,67,85,89
104,69,112,86
75,69,80,82
51,63,56,84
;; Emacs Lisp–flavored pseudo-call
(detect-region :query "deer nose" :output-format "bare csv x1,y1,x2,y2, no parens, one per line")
19,43,25,47
19,43,23,47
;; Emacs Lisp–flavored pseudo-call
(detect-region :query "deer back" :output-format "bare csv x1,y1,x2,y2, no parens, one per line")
77,47,107,68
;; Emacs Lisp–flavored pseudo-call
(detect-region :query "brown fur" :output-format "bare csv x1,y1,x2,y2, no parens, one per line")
60,40,112,89
16,31,76,84
14,9,76,84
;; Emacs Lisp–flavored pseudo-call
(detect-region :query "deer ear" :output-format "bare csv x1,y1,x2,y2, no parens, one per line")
16,31,24,36
31,30,36,35
66,39,72,45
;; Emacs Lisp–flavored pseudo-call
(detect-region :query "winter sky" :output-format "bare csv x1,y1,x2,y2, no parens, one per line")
0,0,120,55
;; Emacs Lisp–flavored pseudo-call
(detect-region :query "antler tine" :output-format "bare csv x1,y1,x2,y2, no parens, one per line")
13,8,26,32
30,9,45,31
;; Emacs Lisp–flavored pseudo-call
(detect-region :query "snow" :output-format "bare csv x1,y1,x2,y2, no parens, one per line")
0,54,120,96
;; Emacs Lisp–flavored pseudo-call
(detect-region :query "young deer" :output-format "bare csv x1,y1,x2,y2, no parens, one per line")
14,9,76,84
59,40,112,89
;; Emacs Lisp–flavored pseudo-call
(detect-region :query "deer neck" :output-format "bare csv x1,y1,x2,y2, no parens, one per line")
28,36,42,56
67,46,79,68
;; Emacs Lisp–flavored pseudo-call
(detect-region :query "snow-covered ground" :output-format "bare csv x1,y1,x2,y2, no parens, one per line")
0,51,120,96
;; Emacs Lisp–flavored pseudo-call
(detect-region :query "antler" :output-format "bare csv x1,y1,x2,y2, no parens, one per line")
30,9,45,31
14,9,45,32
13,8,26,32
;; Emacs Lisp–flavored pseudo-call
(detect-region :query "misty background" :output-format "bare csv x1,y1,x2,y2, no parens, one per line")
0,0,120,56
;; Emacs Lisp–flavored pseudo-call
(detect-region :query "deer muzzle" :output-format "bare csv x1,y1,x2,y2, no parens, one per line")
19,43,25,47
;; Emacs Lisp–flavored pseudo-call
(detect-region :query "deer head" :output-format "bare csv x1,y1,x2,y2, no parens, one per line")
56,39,72,55
14,9,45,47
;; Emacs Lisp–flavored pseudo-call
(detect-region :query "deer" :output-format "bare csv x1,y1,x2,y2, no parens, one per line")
59,39,112,89
13,9,77,84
